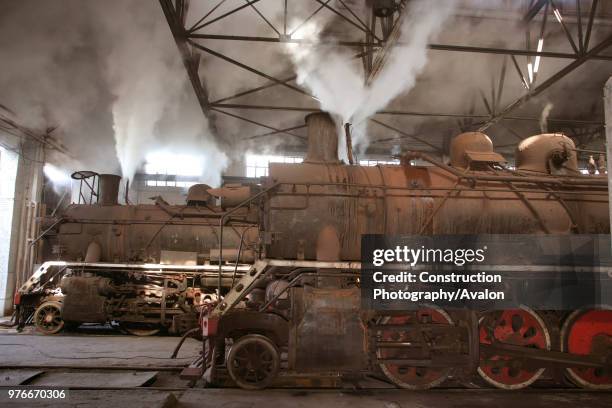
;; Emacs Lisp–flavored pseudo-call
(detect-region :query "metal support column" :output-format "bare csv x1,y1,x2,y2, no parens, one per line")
605,77,612,238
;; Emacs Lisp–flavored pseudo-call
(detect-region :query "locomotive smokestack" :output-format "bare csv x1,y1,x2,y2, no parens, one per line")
98,174,121,205
304,112,340,163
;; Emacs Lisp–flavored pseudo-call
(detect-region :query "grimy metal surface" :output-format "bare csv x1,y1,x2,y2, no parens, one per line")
290,286,366,372
19,107,611,390
54,202,258,264
35,112,609,288
190,111,610,391
264,114,608,261
24,111,609,299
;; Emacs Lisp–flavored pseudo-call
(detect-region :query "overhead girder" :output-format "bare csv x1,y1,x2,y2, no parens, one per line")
159,0,612,152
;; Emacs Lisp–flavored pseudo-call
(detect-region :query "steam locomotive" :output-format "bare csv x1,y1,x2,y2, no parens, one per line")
16,112,611,390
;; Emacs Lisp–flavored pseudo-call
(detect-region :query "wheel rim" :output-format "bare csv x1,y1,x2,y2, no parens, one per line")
34,302,64,335
561,308,612,389
377,308,453,389
478,306,550,389
227,334,280,390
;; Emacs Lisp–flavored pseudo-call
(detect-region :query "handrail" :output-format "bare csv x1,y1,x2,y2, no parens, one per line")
258,271,359,312
29,218,64,247
232,225,257,288
218,183,280,296
405,151,608,187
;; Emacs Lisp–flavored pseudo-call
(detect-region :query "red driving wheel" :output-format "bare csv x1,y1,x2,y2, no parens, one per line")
561,308,612,389
377,307,453,389
478,307,550,389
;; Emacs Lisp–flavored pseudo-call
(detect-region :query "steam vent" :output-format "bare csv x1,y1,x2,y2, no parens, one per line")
1,1,611,406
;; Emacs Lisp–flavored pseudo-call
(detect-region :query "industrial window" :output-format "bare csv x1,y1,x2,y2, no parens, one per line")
358,159,400,166
246,154,303,178
143,151,201,188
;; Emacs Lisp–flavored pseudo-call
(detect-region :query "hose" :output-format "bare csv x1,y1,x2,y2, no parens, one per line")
170,327,200,359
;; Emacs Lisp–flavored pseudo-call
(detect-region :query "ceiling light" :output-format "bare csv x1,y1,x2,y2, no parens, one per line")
527,63,534,83
534,38,544,73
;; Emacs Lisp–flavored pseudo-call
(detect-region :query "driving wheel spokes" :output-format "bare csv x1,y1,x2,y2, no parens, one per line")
561,307,612,389
227,334,280,390
376,307,453,390
34,301,65,335
478,306,551,389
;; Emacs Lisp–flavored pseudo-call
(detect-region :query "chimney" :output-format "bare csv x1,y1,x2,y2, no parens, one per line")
98,174,121,205
304,112,340,163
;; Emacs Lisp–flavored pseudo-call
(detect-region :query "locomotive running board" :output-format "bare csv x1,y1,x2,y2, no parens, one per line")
19,261,252,294
212,259,361,317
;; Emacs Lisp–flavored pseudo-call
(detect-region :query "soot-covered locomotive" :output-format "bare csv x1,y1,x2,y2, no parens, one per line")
16,112,612,390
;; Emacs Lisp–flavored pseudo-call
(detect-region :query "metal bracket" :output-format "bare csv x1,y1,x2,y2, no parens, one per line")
212,259,269,317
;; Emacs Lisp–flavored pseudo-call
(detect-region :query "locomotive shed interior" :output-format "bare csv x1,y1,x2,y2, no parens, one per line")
1,0,612,407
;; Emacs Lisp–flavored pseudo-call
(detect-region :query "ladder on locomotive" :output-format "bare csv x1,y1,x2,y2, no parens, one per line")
212,260,269,317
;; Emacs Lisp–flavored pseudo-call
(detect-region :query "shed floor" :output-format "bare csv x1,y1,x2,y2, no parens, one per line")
0,328,610,408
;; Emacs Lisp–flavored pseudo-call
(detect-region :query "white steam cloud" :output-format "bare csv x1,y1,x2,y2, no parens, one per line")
0,1,227,188
97,1,227,185
540,102,554,133
286,0,457,151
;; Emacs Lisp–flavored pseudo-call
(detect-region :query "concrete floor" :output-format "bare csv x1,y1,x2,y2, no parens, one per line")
0,327,610,408
0,326,199,367
1,387,610,408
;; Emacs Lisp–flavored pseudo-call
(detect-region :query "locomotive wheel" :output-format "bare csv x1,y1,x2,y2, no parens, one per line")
227,334,280,390
376,308,453,390
561,307,612,389
119,322,161,336
34,301,64,335
478,306,551,389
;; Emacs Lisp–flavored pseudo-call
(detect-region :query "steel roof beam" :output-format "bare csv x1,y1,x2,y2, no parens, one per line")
428,43,612,61
187,0,228,32
370,118,443,152
189,0,262,32
523,0,548,23
479,34,612,131
212,75,298,104
314,0,382,42
243,124,307,141
188,33,376,47
209,102,602,125
187,34,612,61
188,40,315,99
159,0,217,134
210,107,305,141
246,0,281,36
289,0,330,37
584,0,600,50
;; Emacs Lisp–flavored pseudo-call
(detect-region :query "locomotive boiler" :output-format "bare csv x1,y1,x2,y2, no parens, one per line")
16,112,612,390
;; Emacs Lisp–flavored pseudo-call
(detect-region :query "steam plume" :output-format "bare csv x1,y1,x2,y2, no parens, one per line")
96,1,227,184
0,1,227,187
287,0,457,151
539,102,554,133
